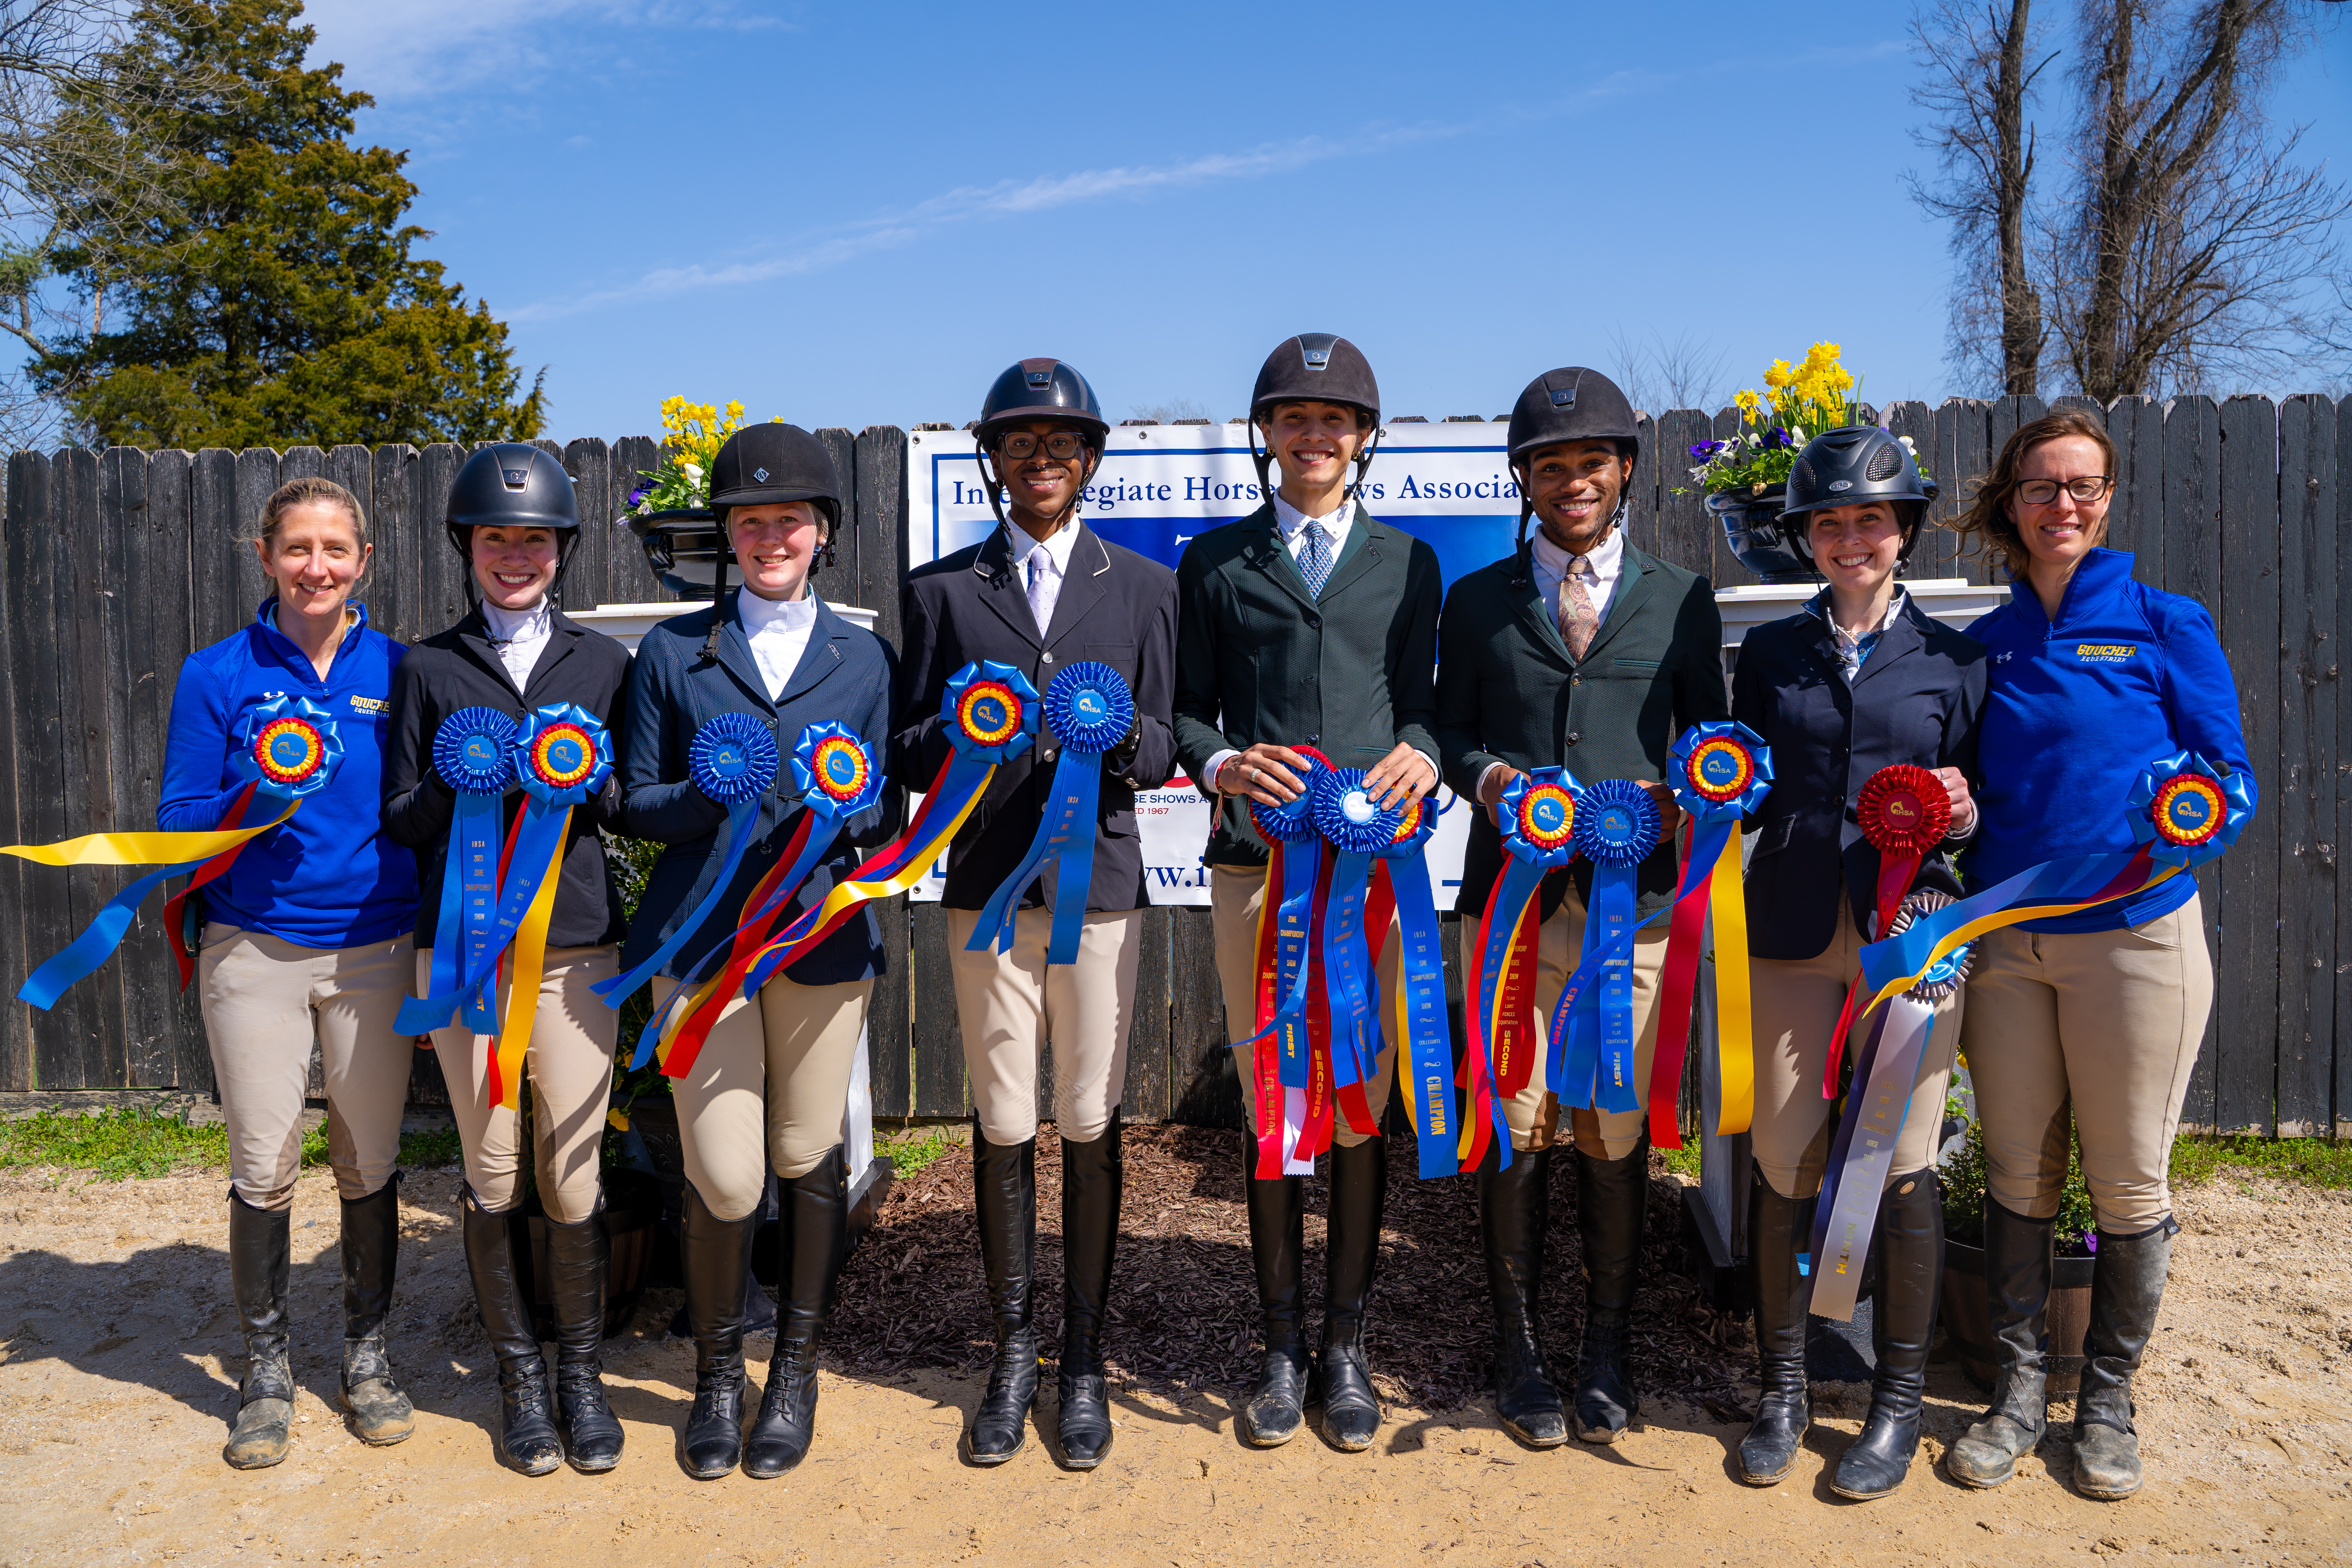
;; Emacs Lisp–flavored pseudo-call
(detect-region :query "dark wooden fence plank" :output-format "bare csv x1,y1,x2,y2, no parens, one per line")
909,902,968,1117
604,437,669,606
2217,396,2281,1134
232,450,280,622
2105,396,2164,580
188,450,244,652
143,450,211,1095
416,445,470,632
103,447,177,1087
0,454,44,1088
2337,394,2352,1138
1168,906,1238,1127
559,439,609,615
1623,412,1661,558
1884,401,1949,581
56,447,126,1091
867,895,910,1120
854,426,908,650
2163,396,2226,1129
1651,409,1714,578
370,445,420,644
2276,395,2336,1136
1122,906,1173,1122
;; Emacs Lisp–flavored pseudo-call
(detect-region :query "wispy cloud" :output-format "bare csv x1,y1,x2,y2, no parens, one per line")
302,0,786,100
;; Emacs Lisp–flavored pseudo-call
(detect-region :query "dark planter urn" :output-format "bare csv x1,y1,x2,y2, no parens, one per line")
1709,484,1820,585
624,506,724,600
1940,1237,2096,1395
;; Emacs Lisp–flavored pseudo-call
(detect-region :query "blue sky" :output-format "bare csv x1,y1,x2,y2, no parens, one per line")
302,0,2352,443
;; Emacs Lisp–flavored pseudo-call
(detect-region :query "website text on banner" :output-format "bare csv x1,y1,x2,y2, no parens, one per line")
904,422,1517,907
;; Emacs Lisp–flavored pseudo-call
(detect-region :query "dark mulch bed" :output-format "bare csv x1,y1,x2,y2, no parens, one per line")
829,1123,1751,1416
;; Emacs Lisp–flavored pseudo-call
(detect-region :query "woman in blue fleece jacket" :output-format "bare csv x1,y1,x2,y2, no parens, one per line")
158,477,420,1472
1941,410,2254,1504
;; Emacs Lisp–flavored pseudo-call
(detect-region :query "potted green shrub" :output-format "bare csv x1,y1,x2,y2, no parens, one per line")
1939,1082,2100,1394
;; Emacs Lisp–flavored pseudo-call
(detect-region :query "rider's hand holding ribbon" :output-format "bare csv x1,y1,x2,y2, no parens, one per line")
1235,747,1330,1180
7,694,343,1008
967,661,1134,966
1652,722,1772,1146
1465,768,1581,1174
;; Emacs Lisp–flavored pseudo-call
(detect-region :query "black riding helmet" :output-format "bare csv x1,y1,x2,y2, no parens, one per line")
1247,333,1382,505
1779,425,1939,565
1504,367,1640,567
973,358,1107,533
443,444,581,593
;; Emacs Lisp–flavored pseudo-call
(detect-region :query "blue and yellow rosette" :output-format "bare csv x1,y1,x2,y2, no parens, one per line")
1463,768,1583,1175
1370,790,1455,1179
1856,750,2252,1012
413,707,519,1036
1552,778,1663,1116
8,695,341,1009
633,722,887,1076
596,713,781,1020
1237,748,1331,1180
1654,720,1772,1144
1309,766,1408,1154
737,661,1035,996
967,661,1135,966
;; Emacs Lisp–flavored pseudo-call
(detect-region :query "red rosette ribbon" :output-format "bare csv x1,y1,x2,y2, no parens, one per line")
1825,764,1954,1095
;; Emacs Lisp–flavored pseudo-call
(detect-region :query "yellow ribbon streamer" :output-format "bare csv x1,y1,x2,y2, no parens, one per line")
1709,825,1754,1136
735,784,991,980
0,802,298,868
1859,860,2182,1016
492,808,572,1112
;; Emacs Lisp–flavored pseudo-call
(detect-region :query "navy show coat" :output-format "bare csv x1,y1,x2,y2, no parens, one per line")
618,591,900,988
1729,592,1986,962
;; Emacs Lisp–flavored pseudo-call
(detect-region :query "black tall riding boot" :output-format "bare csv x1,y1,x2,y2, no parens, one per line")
1056,1112,1123,1470
1239,1133,1310,1447
1573,1143,1647,1443
1480,1143,1565,1448
1833,1169,1942,1499
680,1183,758,1478
545,1206,624,1473
967,1120,1039,1465
224,1190,294,1470
745,1147,849,1479
1946,1201,2055,1489
460,1185,563,1475
2072,1218,2174,1501
1739,1170,1815,1485
1316,1135,1387,1453
338,1172,414,1446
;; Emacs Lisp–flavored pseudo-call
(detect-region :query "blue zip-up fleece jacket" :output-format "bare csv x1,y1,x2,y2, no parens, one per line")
158,601,419,949
1965,548,2254,933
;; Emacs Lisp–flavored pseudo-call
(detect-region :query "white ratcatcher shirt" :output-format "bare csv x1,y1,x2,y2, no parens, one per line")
738,586,820,701
480,597,554,691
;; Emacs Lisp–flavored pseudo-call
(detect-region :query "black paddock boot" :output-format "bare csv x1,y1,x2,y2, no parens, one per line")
1056,1112,1123,1470
460,1186,563,1476
224,1190,295,1470
2072,1218,2175,1501
339,1172,414,1446
1946,1201,2055,1489
967,1120,1039,1465
1315,1135,1387,1453
1739,1171,1815,1486
1239,1133,1310,1447
545,1207,624,1474
1833,1169,1942,1499
745,1148,849,1479
679,1183,758,1479
1573,1143,1648,1444
1479,1143,1566,1448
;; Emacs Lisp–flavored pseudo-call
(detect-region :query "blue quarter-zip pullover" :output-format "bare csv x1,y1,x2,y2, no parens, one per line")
158,601,419,948
1964,548,2254,933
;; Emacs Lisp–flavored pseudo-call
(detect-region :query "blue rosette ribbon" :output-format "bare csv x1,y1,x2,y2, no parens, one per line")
967,661,1135,966
1310,766,1408,1141
1463,768,1584,1174
11,695,344,1010
1372,792,1455,1179
595,713,780,1016
426,706,518,1034
1552,778,1664,1115
1653,720,1773,1145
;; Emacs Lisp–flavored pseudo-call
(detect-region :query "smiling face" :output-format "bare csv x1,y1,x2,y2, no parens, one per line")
471,525,561,611
728,501,823,601
992,419,1091,530
258,500,368,625
1259,401,1369,495
2007,433,2111,572
1524,439,1630,554
1806,500,1905,598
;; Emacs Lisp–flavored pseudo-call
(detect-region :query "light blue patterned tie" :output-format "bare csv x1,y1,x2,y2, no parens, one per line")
1298,518,1334,598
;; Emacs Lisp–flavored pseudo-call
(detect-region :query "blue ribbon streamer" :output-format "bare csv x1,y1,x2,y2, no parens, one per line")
1554,779,1662,1114
967,662,1133,965
1234,753,1329,1093
1376,804,1455,1179
1309,768,1408,1113
422,707,517,1035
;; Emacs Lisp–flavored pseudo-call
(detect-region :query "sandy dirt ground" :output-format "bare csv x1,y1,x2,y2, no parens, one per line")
2,1139,2348,1568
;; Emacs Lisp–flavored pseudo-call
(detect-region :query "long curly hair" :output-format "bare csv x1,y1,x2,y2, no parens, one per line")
1950,408,2115,580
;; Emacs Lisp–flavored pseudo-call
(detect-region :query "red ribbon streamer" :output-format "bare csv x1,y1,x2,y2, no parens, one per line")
163,781,262,991
1647,820,1714,1150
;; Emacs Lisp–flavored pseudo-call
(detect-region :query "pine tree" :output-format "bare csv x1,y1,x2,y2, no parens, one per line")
35,0,544,449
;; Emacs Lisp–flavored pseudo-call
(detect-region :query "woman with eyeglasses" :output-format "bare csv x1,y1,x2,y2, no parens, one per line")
1942,410,2252,1503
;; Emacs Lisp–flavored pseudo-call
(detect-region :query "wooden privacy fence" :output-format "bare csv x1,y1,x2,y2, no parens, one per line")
1,392,2343,1137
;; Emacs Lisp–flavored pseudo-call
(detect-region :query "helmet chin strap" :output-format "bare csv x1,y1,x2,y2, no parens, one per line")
1250,415,1379,516
1510,469,1626,587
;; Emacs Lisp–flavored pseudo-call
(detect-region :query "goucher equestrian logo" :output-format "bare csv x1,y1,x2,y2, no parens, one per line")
2075,642,2137,662
348,694,389,714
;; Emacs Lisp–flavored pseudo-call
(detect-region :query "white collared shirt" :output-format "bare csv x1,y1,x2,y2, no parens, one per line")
1005,517,1083,636
480,597,554,692
1531,521,1626,630
738,586,820,701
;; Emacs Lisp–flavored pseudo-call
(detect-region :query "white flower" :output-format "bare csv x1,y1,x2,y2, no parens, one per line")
681,461,702,480
1898,435,1917,452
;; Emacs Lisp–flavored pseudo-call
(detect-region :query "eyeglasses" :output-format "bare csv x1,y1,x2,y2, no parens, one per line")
996,431,1088,461
2015,475,2113,506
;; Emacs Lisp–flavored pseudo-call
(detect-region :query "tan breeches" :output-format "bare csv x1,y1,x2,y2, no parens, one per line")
946,906,1141,1146
671,974,872,1220
1960,895,2212,1234
1746,896,1961,1201
1451,884,1670,1160
1212,863,1402,1150
421,946,618,1225
197,924,416,1209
